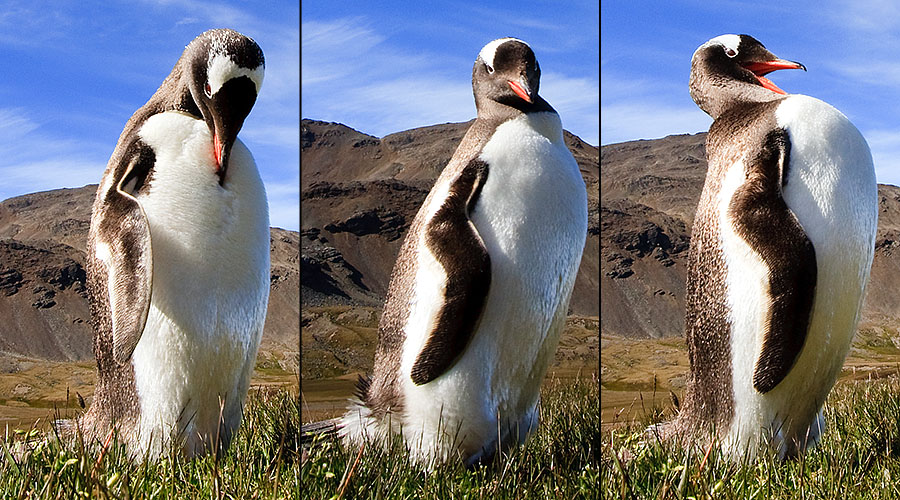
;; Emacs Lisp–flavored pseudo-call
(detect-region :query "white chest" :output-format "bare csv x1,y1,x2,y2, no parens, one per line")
396,113,588,462
717,95,877,456
129,111,270,454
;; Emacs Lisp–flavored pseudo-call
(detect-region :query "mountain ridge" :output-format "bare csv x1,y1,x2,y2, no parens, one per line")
0,185,299,367
300,118,600,316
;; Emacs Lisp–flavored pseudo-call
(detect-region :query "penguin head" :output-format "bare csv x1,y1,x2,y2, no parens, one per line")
473,38,541,110
184,29,265,185
690,34,805,118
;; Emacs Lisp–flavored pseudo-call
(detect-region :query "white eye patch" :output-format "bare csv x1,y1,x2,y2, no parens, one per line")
207,54,264,96
704,34,741,57
477,37,529,67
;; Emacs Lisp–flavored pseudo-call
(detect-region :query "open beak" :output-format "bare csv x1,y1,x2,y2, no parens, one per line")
742,59,806,95
507,79,533,103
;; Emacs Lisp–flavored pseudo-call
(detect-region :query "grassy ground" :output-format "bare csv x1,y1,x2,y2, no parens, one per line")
0,386,299,499
600,324,900,498
301,376,599,499
601,326,900,430
602,375,900,499
0,358,298,433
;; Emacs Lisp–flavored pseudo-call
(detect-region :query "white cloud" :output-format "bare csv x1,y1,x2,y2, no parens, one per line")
0,3,299,233
601,101,710,145
310,77,473,138
0,107,106,200
301,18,468,136
0,108,39,137
601,71,710,145
826,0,900,35
242,123,300,149
859,129,900,187
302,16,597,142
263,177,300,231
541,72,599,145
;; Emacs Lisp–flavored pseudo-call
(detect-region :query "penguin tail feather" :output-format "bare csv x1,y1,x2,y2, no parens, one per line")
354,374,371,403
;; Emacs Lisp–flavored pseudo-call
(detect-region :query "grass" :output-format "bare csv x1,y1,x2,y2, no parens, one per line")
301,375,599,499
0,386,299,499
602,373,900,499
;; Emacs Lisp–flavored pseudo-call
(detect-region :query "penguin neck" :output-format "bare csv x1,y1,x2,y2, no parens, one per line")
469,99,564,147
145,59,203,121
475,93,556,119
690,65,786,120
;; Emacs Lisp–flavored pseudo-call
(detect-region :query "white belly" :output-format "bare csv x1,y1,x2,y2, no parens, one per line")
398,113,588,464
131,112,270,456
721,95,877,458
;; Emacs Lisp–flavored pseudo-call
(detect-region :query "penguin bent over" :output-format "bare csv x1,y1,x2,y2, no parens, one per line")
80,28,269,459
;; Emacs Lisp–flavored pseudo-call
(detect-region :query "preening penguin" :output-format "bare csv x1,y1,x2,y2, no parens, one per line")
664,34,877,459
80,29,269,458
338,38,588,467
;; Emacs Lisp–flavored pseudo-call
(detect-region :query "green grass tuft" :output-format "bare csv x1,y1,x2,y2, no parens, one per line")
301,376,599,499
602,375,900,499
0,386,299,499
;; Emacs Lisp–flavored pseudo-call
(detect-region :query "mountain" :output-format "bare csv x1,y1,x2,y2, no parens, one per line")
300,119,600,316
601,132,900,339
0,185,299,368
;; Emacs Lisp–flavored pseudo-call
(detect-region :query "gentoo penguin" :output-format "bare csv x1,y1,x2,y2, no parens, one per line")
663,34,877,459
80,29,269,458
338,37,588,466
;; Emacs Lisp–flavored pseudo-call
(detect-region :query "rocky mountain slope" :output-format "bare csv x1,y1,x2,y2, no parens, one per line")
300,119,600,316
601,132,900,338
0,186,299,367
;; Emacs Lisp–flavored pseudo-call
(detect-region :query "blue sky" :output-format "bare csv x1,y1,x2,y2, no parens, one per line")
0,1,299,230
301,1,599,146
602,1,900,186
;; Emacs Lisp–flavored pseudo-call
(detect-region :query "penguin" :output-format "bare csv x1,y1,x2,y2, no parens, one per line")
80,28,269,459
338,37,588,467
663,34,877,459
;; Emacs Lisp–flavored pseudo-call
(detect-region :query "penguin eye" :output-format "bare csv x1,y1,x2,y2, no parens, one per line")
486,64,494,74
204,82,212,98
725,47,738,58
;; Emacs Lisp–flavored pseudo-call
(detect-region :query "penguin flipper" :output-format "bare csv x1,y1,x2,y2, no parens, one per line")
94,140,155,366
729,128,817,393
410,159,491,385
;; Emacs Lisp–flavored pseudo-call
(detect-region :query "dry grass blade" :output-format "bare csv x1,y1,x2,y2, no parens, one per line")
336,442,364,499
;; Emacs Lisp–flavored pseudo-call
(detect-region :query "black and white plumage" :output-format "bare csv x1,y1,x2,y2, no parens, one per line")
338,37,588,467
80,29,269,458
664,34,877,459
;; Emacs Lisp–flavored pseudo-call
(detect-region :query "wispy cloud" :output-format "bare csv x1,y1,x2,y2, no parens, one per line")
825,0,900,35
302,16,597,144
300,16,460,135
542,72,599,145
0,1,299,231
858,129,900,187
601,72,709,145
601,101,710,145
263,176,300,231
301,17,470,136
0,107,105,198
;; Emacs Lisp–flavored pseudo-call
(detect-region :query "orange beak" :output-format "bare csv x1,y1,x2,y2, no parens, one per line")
507,80,533,103
742,59,806,95
214,133,223,169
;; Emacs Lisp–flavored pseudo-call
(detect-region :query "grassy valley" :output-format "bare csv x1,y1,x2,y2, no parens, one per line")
301,306,599,423
0,356,297,434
